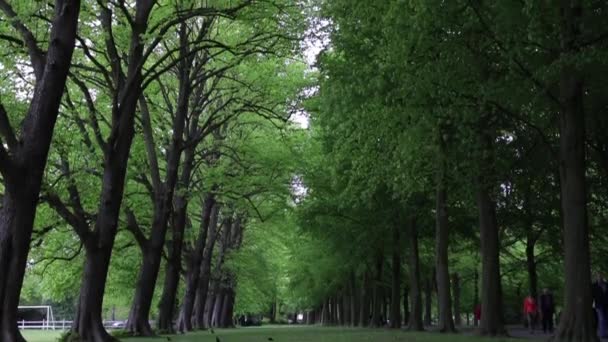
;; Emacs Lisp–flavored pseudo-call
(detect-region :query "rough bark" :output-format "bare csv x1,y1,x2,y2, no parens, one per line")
552,2,596,341
0,2,81,341
407,217,424,331
390,225,402,329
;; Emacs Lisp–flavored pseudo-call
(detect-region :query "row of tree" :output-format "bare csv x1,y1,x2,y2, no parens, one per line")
0,1,308,341
283,1,608,342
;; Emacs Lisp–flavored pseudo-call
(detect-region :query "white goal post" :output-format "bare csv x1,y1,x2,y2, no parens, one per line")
17,305,55,330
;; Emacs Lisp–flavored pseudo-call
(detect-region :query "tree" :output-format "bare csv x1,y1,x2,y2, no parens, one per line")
0,2,81,341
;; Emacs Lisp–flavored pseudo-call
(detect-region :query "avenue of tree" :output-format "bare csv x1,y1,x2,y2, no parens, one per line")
0,1,607,342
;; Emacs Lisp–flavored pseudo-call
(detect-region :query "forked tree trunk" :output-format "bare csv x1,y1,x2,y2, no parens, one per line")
407,217,424,331
72,1,154,340
390,225,402,329
0,2,81,341
435,138,455,333
552,2,596,341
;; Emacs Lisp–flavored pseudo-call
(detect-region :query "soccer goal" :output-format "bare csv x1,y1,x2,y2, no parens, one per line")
17,305,56,330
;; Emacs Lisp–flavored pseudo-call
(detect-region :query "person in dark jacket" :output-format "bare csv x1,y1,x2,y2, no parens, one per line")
539,288,555,333
592,273,608,338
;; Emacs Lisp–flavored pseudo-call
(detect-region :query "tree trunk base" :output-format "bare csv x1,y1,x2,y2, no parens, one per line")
476,328,508,337
125,318,155,337
68,328,119,342
0,327,26,342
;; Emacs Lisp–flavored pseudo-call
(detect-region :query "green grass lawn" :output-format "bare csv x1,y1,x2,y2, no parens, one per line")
22,326,518,342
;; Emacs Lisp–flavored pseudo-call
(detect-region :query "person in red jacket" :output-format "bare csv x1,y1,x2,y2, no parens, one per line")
523,294,538,334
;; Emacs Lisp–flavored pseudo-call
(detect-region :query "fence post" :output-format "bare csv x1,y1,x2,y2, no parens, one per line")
21,320,24,329
63,320,65,330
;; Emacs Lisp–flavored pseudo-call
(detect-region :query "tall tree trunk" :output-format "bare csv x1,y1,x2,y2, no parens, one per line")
424,276,432,326
553,2,595,341
390,225,402,329
476,160,506,336
403,286,410,326
202,288,215,328
219,286,235,328
452,273,461,326
407,216,424,331
127,27,192,333
322,298,329,325
338,293,345,326
371,253,384,327
525,242,538,300
0,2,81,341
73,245,117,342
177,195,217,331
359,271,370,327
211,288,225,328
195,217,232,329
435,138,455,332
72,2,155,340
332,296,338,324
350,272,359,326
473,269,479,327
125,242,163,336
269,299,277,324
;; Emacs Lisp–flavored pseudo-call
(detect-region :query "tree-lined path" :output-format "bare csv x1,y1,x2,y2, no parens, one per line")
1,1,608,342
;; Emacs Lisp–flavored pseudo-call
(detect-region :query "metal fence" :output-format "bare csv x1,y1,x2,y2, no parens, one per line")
17,320,126,330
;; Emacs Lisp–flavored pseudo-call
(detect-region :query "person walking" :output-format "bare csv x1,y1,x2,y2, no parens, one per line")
592,274,608,338
523,294,538,334
539,288,555,334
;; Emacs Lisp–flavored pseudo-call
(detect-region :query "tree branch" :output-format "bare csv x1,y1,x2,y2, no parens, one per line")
0,0,45,78
125,207,149,250
0,102,18,151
